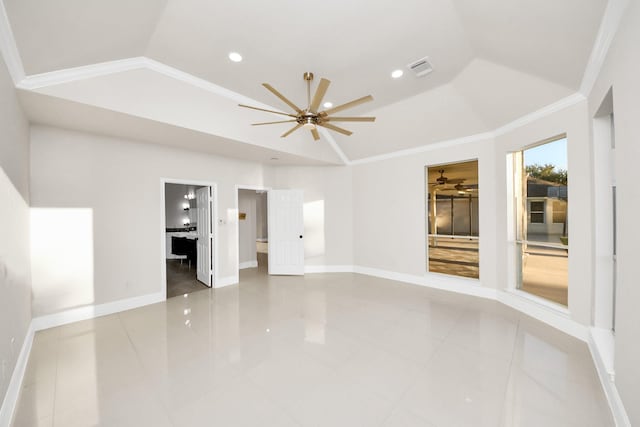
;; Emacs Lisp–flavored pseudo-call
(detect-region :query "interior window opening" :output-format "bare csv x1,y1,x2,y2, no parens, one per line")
426,159,479,279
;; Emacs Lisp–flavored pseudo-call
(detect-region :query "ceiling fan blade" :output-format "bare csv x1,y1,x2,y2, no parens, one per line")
281,123,303,138
251,120,297,126
318,122,353,136
325,116,376,122
309,78,331,113
239,104,297,118
311,128,320,141
262,83,303,114
321,95,373,116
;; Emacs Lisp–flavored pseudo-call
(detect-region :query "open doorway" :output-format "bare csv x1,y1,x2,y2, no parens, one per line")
163,181,215,298
237,187,268,279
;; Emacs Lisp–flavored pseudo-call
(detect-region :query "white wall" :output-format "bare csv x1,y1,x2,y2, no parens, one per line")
0,55,31,412
588,1,640,423
267,166,354,267
29,125,268,315
352,138,497,287
494,101,592,325
238,189,257,266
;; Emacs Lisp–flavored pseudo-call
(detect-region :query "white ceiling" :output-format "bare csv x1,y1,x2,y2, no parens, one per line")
4,0,167,74
19,90,334,166
3,0,608,162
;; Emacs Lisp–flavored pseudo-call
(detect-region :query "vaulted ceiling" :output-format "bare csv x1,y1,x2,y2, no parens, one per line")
3,0,607,163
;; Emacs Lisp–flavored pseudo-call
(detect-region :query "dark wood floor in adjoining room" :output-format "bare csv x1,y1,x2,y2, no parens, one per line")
166,259,209,298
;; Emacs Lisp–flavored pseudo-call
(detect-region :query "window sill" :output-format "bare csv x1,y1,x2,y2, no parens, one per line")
504,288,570,317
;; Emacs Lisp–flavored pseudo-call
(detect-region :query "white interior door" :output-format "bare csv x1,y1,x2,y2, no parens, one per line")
196,187,212,286
268,190,304,275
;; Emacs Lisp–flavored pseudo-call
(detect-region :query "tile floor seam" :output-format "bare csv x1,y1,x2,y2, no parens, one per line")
497,315,522,426
115,312,177,427
13,273,615,426
375,322,450,426
235,374,304,426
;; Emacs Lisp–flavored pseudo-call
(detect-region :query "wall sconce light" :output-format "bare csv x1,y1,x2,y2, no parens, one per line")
182,217,190,226
184,193,195,200
182,202,190,211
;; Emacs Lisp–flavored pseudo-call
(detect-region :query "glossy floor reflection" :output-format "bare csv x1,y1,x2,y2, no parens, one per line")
12,273,613,426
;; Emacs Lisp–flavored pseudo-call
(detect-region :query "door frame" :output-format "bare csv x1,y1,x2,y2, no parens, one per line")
160,178,219,297
235,185,271,278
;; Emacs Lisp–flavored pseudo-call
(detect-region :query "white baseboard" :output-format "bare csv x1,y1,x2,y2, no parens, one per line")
0,323,34,427
588,329,631,427
1,267,630,426
496,290,588,341
31,292,165,332
239,260,258,270
0,291,165,425
353,265,497,300
215,275,238,288
304,265,355,273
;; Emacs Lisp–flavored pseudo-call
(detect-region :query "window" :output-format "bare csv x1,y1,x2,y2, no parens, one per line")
511,136,568,306
530,201,545,223
426,160,479,279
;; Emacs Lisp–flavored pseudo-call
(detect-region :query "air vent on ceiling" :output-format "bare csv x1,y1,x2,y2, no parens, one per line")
407,56,434,77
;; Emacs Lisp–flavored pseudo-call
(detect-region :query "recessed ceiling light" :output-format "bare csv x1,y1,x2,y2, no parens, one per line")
323,102,333,109
228,52,243,62
391,69,404,79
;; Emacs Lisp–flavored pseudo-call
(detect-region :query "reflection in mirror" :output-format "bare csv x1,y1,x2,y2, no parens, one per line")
426,160,479,279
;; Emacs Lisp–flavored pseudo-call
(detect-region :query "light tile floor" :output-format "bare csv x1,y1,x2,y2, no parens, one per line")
12,271,613,426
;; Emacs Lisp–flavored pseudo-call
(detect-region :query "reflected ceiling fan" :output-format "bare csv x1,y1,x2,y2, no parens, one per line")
429,169,466,186
239,72,375,141
454,182,478,192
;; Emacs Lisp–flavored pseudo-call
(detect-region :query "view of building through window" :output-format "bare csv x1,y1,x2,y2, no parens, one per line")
426,160,479,279
515,137,568,305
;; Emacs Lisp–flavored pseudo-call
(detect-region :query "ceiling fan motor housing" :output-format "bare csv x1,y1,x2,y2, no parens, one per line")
239,71,375,140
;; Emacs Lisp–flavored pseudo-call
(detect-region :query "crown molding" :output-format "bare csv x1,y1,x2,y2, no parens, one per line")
492,92,586,137
348,131,494,166
1,0,618,166
0,0,24,84
17,56,350,164
347,92,586,165
14,55,588,168
17,57,282,110
579,0,630,96
15,59,586,168
18,57,148,90
16,57,147,90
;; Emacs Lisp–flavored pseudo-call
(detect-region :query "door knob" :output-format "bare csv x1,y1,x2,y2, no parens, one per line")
299,235,303,239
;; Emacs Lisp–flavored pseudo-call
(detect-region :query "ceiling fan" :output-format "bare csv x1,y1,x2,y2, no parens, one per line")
238,72,375,141
454,183,478,192
429,169,466,186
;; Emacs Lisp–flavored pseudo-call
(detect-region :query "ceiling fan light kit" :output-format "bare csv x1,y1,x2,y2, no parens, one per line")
239,72,376,141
